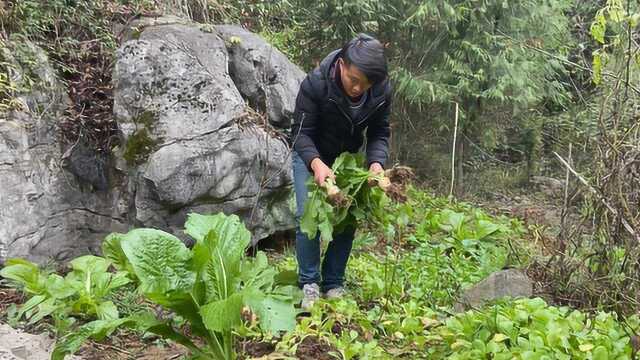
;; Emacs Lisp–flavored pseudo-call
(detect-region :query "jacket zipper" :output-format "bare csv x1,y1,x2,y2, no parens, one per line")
356,100,386,127
329,98,355,135
329,98,386,154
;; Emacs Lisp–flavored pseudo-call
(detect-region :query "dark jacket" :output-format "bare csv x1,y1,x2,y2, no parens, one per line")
291,49,392,169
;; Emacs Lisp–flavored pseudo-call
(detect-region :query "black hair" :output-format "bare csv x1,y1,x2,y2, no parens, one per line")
340,33,388,84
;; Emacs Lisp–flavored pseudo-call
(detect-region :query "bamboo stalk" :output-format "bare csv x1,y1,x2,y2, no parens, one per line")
449,102,459,198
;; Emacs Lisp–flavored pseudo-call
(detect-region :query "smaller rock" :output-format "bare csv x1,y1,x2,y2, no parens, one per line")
531,176,565,197
455,269,533,312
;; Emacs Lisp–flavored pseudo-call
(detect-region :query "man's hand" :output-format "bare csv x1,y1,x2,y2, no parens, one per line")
368,162,388,188
310,158,335,186
369,162,384,175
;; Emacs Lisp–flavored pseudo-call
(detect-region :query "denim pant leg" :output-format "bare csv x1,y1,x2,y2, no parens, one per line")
321,226,355,292
292,152,321,286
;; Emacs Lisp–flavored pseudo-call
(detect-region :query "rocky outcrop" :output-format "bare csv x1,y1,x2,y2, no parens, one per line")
1,19,302,262
0,39,128,264
113,21,298,243
216,25,305,128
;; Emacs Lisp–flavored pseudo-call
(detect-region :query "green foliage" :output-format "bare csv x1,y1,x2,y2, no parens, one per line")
301,152,390,242
273,188,527,358
433,297,640,359
352,189,524,308
3,0,121,58
0,256,130,333
541,0,640,315
54,213,300,360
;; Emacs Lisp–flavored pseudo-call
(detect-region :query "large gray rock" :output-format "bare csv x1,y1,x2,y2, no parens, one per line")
113,22,296,243
455,269,533,311
216,25,305,128
0,39,128,264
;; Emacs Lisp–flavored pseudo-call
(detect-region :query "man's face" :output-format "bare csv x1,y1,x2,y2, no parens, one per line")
338,58,372,98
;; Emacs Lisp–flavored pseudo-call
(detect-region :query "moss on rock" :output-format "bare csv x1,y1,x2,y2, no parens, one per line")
123,110,161,166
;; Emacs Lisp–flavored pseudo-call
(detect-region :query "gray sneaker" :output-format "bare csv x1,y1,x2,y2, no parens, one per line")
324,287,346,299
301,283,320,310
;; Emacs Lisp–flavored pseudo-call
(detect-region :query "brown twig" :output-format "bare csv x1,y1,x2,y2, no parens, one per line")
553,152,637,240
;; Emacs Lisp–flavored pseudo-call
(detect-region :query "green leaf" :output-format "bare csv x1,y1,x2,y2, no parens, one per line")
0,259,46,294
69,255,111,274
28,297,60,325
592,52,603,85
51,318,132,360
590,12,606,44
492,333,508,342
240,252,276,291
300,194,320,239
45,274,76,299
130,312,203,355
102,233,135,276
16,294,46,321
244,290,298,333
592,346,608,360
579,343,594,352
200,293,244,333
106,271,132,293
318,217,334,242
476,220,500,240
274,270,298,286
188,213,251,303
96,301,119,320
119,228,195,301
185,213,251,250
439,210,465,234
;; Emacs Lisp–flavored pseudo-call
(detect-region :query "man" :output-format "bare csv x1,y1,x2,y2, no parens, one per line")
291,33,391,309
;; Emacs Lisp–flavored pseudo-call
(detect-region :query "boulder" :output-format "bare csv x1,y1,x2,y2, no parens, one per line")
455,269,533,311
113,21,296,243
0,39,128,263
216,25,305,128
0,20,301,262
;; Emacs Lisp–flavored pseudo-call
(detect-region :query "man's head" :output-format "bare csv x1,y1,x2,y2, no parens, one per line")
338,33,388,98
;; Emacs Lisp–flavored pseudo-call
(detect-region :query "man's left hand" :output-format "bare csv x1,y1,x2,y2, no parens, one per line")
369,162,384,175
368,162,384,187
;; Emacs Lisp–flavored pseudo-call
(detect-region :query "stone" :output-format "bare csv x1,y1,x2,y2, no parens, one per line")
0,39,129,264
455,269,533,312
216,25,306,128
531,176,565,197
113,21,296,244
0,19,300,262
0,323,81,360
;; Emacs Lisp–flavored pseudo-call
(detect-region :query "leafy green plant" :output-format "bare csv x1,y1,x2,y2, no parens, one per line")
432,297,640,359
0,255,130,333
301,152,393,242
53,212,300,360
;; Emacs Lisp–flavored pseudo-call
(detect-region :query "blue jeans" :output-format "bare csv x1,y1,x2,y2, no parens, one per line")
292,152,355,292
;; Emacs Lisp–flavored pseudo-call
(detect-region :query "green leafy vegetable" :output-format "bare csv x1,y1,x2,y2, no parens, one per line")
52,212,300,360
301,152,392,241
0,255,131,333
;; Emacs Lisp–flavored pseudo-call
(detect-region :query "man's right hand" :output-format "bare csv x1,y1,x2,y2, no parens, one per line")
310,158,335,186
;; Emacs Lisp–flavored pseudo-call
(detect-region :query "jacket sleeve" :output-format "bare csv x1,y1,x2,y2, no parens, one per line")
291,74,322,168
366,96,391,168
